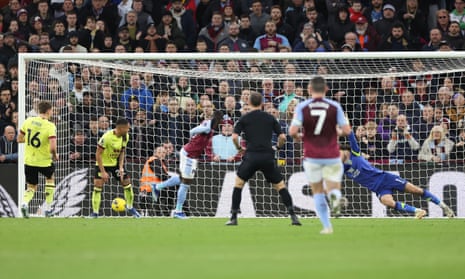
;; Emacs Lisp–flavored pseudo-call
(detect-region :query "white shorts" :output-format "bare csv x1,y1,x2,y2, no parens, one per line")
303,159,343,184
179,148,198,179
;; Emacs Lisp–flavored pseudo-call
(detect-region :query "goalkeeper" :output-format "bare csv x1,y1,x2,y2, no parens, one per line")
90,118,141,218
341,131,455,218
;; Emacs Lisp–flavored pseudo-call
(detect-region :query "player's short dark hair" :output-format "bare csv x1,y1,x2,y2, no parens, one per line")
38,101,52,114
115,118,129,126
249,91,263,107
310,76,326,93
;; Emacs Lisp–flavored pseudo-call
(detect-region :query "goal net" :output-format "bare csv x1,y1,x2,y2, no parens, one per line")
17,52,465,218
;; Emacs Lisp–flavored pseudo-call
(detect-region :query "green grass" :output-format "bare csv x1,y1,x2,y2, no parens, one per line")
1,218,464,279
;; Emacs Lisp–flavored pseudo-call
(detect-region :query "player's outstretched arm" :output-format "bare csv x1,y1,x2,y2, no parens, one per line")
348,132,361,155
189,124,211,137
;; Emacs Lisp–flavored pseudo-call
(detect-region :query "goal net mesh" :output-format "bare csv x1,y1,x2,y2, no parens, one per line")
19,53,465,218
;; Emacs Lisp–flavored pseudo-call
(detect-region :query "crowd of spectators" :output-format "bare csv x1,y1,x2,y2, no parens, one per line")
1,0,465,167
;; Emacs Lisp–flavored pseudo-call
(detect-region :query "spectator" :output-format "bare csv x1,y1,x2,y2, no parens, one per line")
130,0,154,32
238,14,258,47
266,105,294,161
159,97,189,151
71,91,100,130
450,0,465,32
0,125,17,163
206,118,241,164
353,16,381,51
173,76,197,108
446,92,465,130
363,0,384,24
218,22,250,52
349,0,364,23
156,10,186,51
353,82,381,127
328,5,355,49
31,16,47,37
293,22,324,51
274,80,303,112
97,81,124,125
101,34,115,52
422,28,443,50
418,125,454,162
79,0,120,37
342,31,362,51
436,9,450,36
250,0,271,34
284,0,306,32
303,6,328,41
378,22,412,51
61,30,87,52
182,97,201,129
0,86,13,132
260,78,279,104
122,73,154,111
128,109,155,158
378,103,399,141
451,128,465,160
280,98,299,123
125,95,141,124
414,104,435,144
115,26,137,52
387,114,420,163
445,21,464,50
222,3,238,26
2,0,22,29
49,20,68,52
360,121,387,161
198,11,228,51
253,20,291,52
435,86,453,112
58,0,77,26
169,0,197,51
374,4,397,37
378,76,400,103
0,33,17,64
69,126,93,167
398,0,427,45
270,5,295,44
120,10,142,42
118,0,133,21
399,90,422,125
33,0,54,32
68,74,88,107
16,8,31,41
139,22,167,52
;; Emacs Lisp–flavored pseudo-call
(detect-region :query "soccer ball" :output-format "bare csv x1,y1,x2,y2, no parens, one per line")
112,198,126,212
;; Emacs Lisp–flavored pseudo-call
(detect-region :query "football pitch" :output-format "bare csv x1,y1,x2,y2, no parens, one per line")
1,218,464,279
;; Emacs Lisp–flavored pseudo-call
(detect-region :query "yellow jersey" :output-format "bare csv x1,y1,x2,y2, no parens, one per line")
20,116,57,167
97,130,129,167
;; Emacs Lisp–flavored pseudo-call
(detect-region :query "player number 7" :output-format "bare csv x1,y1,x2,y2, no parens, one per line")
311,109,327,135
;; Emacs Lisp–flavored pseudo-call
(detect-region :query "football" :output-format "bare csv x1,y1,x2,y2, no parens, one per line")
111,198,126,212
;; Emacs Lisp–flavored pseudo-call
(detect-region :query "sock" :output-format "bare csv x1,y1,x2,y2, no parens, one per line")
175,184,189,212
422,190,440,205
91,188,102,214
124,184,134,209
328,188,342,201
156,175,181,190
394,201,417,213
45,183,55,206
231,187,243,218
314,193,332,229
278,188,295,215
23,188,35,205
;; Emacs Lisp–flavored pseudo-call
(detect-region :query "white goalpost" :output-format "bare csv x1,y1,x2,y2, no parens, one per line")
17,51,465,218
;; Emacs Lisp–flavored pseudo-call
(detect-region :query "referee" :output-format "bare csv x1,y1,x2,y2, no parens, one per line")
226,92,301,226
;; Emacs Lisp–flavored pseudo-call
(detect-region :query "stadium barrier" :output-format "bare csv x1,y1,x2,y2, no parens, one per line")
3,163,464,218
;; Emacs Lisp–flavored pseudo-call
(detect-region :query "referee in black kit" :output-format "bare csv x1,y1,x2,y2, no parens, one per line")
226,91,301,226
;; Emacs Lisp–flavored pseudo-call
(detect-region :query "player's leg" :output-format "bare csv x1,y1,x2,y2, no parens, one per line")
119,169,141,218
174,152,198,219
379,193,426,219
152,175,181,201
91,166,105,217
22,165,39,218
322,162,344,217
304,160,332,234
42,164,56,217
404,182,455,218
226,157,256,225
262,157,301,225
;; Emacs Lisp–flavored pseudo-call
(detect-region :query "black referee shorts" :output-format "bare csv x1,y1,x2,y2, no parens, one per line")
25,164,55,185
236,152,283,184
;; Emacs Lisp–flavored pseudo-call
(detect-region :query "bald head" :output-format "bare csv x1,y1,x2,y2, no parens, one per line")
4,125,16,141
